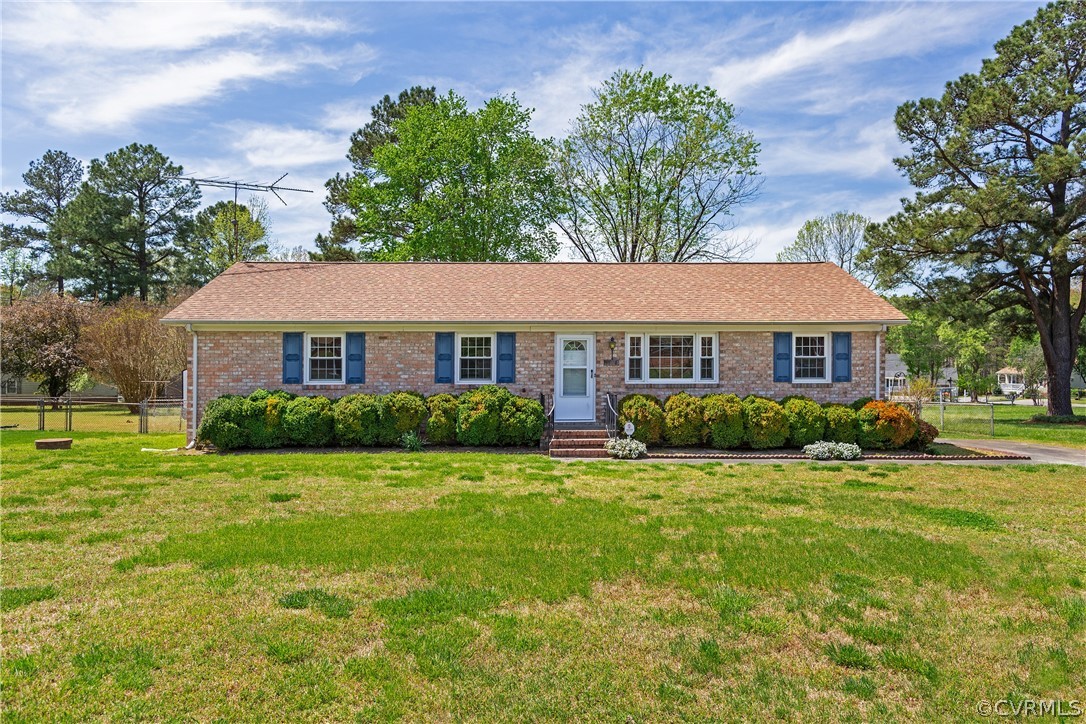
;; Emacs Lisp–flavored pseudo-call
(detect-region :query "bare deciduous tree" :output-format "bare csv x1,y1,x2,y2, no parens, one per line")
80,297,188,411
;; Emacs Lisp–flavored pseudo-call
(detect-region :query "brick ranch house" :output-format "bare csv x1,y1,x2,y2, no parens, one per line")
163,261,908,440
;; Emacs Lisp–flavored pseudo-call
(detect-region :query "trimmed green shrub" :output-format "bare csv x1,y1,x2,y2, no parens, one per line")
196,395,247,450
742,397,789,449
908,419,939,451
241,389,295,448
663,393,705,446
618,394,665,445
782,397,827,447
457,385,512,446
823,404,859,444
850,397,874,412
857,401,918,449
282,396,335,447
702,394,744,449
498,395,547,446
333,394,385,446
425,394,459,444
381,391,427,445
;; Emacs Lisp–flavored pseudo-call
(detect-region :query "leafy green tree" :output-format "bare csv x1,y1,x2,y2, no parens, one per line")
0,246,38,306
60,144,200,301
937,323,995,401
174,199,271,286
322,86,437,255
862,2,1085,416
886,308,951,383
554,68,760,262
349,91,559,261
1008,336,1048,404
0,150,84,294
309,232,359,261
777,212,874,285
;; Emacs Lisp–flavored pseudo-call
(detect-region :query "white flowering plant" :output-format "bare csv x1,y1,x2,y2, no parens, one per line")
803,441,862,461
605,437,648,459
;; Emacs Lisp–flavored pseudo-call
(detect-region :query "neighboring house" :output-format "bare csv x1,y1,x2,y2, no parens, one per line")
0,374,119,400
883,354,959,399
996,366,1052,395
163,262,909,439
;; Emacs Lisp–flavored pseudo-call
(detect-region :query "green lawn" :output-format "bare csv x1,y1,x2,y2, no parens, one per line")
920,402,1086,448
3,431,1084,721
0,404,184,435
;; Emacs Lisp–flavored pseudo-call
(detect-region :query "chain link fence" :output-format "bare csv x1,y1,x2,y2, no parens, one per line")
0,398,185,434
919,402,995,437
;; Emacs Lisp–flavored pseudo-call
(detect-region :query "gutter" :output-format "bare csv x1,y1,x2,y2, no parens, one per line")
186,325,198,449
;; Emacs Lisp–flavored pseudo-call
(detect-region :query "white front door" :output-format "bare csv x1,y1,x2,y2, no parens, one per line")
555,334,595,422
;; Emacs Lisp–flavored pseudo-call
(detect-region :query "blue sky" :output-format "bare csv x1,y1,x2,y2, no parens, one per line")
1,1,1042,261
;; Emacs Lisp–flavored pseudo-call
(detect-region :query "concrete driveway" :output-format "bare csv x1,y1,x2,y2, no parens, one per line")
942,438,1086,467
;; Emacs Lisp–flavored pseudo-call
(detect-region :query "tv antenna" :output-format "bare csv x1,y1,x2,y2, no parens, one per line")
173,173,313,262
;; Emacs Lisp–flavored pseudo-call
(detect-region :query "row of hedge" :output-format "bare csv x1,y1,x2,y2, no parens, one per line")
617,393,935,451
197,386,545,451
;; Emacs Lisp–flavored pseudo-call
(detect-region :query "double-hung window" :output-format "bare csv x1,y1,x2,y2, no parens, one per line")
793,334,828,382
457,334,494,383
626,333,717,383
306,334,344,383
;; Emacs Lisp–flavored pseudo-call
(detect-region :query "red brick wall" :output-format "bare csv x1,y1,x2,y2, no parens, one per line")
186,331,552,434
592,331,883,418
185,329,884,434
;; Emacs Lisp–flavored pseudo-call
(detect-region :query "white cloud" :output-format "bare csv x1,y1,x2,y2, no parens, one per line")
757,120,903,180
1,2,338,54
4,1,366,133
708,3,1001,104
231,124,348,169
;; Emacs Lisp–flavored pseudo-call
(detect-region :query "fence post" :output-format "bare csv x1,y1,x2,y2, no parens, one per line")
939,403,944,430
990,404,995,437
37,398,45,431
139,400,147,434
66,397,73,432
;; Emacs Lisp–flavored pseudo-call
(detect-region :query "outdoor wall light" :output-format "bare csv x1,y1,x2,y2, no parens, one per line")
605,336,618,365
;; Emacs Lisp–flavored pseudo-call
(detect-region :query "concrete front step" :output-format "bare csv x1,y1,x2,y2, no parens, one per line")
549,437,609,450
550,447,611,458
550,429,608,439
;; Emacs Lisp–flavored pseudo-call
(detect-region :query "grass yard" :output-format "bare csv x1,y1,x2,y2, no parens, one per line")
2,430,1084,721
920,402,1086,448
0,404,184,435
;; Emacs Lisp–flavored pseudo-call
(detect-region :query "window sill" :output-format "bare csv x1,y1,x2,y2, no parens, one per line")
791,380,832,387
626,380,718,385
454,379,496,386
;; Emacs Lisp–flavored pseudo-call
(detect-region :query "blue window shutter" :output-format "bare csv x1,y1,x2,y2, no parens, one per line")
346,332,366,384
496,332,516,383
283,333,303,384
435,332,454,383
833,332,852,382
773,332,792,383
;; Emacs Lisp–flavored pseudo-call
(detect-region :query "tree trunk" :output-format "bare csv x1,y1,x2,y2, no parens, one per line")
1046,352,1073,416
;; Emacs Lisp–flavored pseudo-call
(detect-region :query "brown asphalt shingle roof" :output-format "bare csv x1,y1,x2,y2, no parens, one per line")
163,261,907,325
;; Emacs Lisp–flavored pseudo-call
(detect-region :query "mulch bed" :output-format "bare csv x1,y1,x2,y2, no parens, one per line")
645,448,1030,461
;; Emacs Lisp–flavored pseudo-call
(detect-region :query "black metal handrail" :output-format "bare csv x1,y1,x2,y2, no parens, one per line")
604,392,618,439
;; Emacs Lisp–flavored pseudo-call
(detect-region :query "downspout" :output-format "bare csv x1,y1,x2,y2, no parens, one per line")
874,326,883,400
186,326,198,449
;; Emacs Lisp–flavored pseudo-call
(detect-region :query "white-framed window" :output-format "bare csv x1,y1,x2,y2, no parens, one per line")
306,334,344,384
793,334,828,383
625,333,717,384
456,333,495,384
